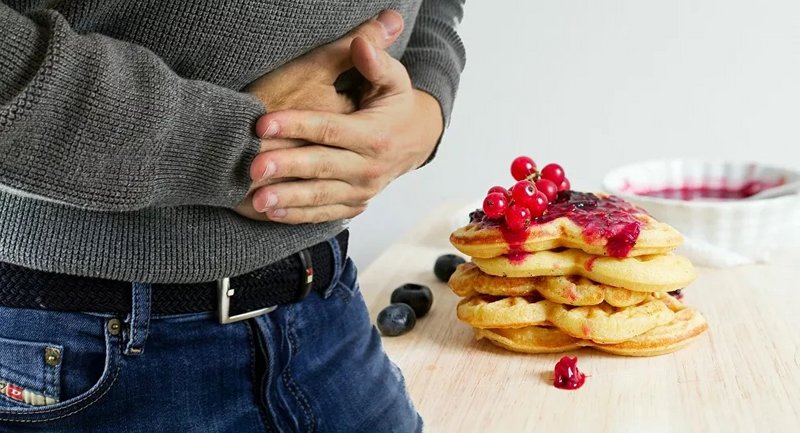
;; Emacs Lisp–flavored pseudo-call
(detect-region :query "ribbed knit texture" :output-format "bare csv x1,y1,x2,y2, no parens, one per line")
0,0,465,283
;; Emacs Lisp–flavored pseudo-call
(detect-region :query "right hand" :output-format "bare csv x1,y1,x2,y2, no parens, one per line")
234,10,404,221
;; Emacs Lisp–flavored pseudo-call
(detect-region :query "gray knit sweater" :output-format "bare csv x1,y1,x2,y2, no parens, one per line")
0,1,465,283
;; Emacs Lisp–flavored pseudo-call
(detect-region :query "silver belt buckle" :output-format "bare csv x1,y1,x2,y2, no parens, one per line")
217,277,277,324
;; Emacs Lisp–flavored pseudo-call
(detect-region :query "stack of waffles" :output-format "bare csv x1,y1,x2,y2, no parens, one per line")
448,192,708,356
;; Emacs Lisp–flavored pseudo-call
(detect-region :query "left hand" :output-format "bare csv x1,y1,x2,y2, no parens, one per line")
246,36,444,224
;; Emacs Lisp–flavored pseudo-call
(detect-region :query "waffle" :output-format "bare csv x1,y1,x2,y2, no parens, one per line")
472,249,696,292
546,298,675,343
449,263,650,307
450,208,682,259
457,295,549,329
458,294,677,343
474,308,707,357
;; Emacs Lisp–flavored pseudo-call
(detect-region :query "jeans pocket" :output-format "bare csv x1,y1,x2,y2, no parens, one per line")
0,337,62,408
0,312,122,423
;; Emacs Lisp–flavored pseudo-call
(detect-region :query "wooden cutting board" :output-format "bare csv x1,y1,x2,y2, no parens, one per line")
360,203,800,433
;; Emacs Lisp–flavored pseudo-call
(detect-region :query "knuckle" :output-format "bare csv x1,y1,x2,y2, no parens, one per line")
314,158,337,178
318,117,340,144
369,131,392,155
361,164,384,183
311,187,330,206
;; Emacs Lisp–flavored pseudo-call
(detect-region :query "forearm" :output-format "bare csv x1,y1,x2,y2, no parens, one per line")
0,5,264,212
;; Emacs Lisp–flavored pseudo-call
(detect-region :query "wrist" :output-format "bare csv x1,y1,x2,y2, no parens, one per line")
412,89,445,167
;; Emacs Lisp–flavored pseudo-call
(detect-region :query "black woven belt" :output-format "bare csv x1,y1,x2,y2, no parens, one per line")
0,231,348,323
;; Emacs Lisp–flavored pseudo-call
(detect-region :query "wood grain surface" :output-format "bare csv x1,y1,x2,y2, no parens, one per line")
360,203,800,433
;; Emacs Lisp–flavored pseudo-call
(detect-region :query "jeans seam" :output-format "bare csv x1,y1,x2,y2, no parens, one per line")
0,328,122,422
246,321,273,433
322,238,343,298
46,360,58,403
283,305,316,433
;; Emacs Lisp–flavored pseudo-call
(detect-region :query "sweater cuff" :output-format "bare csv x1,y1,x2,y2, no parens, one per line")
403,52,459,128
156,80,265,208
403,52,461,167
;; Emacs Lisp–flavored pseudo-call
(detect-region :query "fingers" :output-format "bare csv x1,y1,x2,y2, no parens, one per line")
350,36,412,93
252,138,307,181
249,144,365,187
251,179,367,212
310,10,404,80
264,203,367,225
258,110,374,151
256,136,306,153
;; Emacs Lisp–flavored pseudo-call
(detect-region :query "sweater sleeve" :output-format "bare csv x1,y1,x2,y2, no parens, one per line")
0,5,265,212
401,0,467,128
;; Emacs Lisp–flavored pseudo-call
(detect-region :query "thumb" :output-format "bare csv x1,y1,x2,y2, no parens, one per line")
309,10,404,80
350,36,411,93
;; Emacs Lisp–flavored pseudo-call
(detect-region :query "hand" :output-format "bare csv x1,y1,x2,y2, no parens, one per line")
245,36,444,224
245,10,404,115
234,10,405,221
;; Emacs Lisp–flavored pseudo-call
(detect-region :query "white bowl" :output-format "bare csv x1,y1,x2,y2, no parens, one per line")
603,160,800,267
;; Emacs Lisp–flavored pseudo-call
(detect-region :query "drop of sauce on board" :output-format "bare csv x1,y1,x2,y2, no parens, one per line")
553,356,586,390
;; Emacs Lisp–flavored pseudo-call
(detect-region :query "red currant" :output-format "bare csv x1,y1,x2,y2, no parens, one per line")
510,156,537,181
541,163,565,184
558,178,571,192
528,191,549,216
505,204,531,231
487,185,511,198
535,179,559,202
511,180,538,208
482,192,508,219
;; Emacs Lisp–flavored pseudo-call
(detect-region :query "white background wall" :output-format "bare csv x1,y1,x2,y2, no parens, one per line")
348,0,800,267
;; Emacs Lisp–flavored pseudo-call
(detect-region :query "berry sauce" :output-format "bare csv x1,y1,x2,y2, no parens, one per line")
499,225,531,257
470,191,644,258
631,179,785,201
584,256,598,272
533,192,644,257
553,356,586,390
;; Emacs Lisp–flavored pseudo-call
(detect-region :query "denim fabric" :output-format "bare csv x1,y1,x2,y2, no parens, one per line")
0,239,421,432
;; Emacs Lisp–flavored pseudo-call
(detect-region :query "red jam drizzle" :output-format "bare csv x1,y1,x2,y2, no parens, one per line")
538,191,643,258
498,224,530,254
584,256,598,272
470,191,644,258
553,356,586,390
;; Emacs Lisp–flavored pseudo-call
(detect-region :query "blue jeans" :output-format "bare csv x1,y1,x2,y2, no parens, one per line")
0,239,422,432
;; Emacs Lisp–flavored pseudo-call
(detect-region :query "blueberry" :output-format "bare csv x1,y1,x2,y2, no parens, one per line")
434,254,466,282
391,283,433,318
377,304,416,337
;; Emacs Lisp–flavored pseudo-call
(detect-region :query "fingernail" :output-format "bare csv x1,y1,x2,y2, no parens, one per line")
260,160,277,180
262,121,279,138
271,209,287,218
377,11,402,37
256,192,278,212
265,192,278,208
